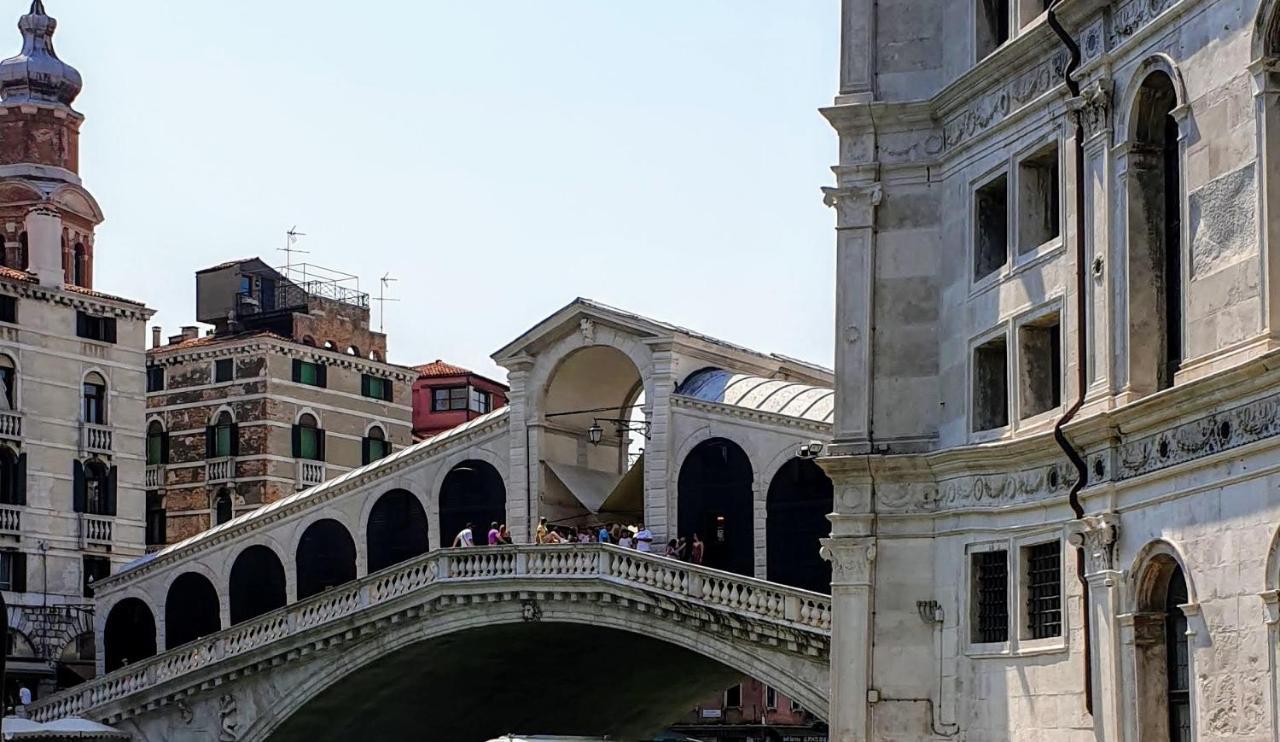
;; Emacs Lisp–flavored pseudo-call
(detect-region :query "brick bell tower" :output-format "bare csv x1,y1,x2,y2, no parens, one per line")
0,0,102,289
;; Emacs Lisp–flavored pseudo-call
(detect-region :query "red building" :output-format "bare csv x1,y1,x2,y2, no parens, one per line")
669,679,827,742
412,360,509,439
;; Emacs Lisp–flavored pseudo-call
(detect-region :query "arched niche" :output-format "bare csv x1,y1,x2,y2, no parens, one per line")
103,598,156,672
766,458,833,594
230,545,288,625
367,489,429,572
438,461,506,547
677,437,755,577
164,572,221,649
296,519,357,599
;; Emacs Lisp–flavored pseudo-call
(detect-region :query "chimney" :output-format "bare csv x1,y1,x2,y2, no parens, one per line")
24,209,64,288
151,326,161,349
180,326,199,341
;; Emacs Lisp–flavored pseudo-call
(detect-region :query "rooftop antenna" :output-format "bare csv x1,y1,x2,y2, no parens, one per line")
280,226,309,273
374,273,399,333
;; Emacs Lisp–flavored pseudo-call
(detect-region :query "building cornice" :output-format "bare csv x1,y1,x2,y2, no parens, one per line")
0,277,152,320
147,336,417,381
670,395,832,435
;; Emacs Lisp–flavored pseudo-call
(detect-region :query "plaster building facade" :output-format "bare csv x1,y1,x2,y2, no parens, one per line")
819,0,1280,740
411,359,509,439
0,0,152,699
145,259,415,546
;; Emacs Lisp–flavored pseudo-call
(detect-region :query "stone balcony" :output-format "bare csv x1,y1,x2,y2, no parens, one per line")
145,465,164,489
297,460,326,489
80,423,112,455
79,514,112,548
206,457,235,485
0,410,21,442
0,505,20,535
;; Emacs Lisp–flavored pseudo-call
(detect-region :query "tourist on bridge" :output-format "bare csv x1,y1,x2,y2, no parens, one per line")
452,522,475,547
635,524,654,552
598,523,611,544
498,523,513,544
535,517,549,544
690,533,705,565
487,522,501,546
618,529,634,549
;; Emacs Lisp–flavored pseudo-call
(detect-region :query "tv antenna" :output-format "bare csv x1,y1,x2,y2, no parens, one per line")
374,273,399,333
280,226,309,271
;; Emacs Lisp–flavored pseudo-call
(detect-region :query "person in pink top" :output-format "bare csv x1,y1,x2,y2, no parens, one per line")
487,522,501,546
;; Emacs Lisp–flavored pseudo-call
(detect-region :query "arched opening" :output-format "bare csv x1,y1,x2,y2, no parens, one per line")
294,413,324,461
439,461,506,547
1127,70,1183,393
208,410,236,459
766,458,833,593
213,488,234,526
323,340,337,351
370,350,383,362
296,519,357,599
230,545,287,624
678,438,755,576
1132,552,1194,741
367,490,430,572
72,242,86,287
0,354,16,410
346,345,360,357
363,425,389,465
82,372,107,424
146,420,166,467
103,598,156,672
301,336,316,347
80,458,112,515
540,345,647,527
164,572,221,650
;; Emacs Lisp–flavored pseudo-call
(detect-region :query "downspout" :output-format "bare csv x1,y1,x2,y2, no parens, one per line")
1046,3,1093,717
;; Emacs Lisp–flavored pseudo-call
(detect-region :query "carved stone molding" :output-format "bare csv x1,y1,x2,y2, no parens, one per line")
942,51,1069,150
822,183,882,230
1109,0,1177,46
218,694,239,742
874,481,938,513
1117,391,1280,480
937,460,1078,509
1068,513,1119,576
1260,590,1280,625
820,537,876,587
579,318,595,345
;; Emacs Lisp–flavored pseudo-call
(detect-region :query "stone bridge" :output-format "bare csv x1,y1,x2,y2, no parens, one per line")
32,545,831,741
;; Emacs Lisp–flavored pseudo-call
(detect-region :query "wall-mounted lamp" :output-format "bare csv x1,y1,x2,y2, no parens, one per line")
586,418,651,447
916,600,943,625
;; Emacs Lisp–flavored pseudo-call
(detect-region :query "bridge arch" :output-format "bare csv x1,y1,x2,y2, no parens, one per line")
766,457,833,594
103,598,156,673
164,572,221,650
438,460,506,547
365,489,429,572
295,519,357,600
230,545,288,624
677,437,755,576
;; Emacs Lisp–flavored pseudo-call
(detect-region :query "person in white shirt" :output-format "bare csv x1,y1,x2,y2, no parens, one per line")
618,531,634,549
634,524,653,553
452,522,475,547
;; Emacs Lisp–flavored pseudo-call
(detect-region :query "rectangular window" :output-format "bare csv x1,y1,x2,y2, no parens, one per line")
299,427,321,460
363,436,390,465
214,359,234,383
976,0,1010,59
292,359,326,388
146,366,165,393
145,491,166,547
972,550,1009,644
75,312,117,343
1018,313,1062,419
216,425,233,458
82,555,110,598
0,551,23,592
974,174,1009,281
790,699,804,714
470,388,492,414
146,432,164,466
972,335,1009,432
1025,541,1062,639
362,374,392,402
1017,0,1052,27
0,296,16,324
432,387,468,412
724,684,742,708
765,687,778,711
1018,144,1061,254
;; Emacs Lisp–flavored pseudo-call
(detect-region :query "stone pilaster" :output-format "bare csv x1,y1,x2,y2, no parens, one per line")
643,340,675,544
1068,513,1122,741
503,355,534,544
1250,58,1280,346
1071,81,1115,396
838,0,875,99
821,535,875,742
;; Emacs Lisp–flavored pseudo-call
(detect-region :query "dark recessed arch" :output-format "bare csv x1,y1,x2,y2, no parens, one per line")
368,490,430,572
766,458,833,594
678,438,754,577
165,572,221,650
296,519,357,599
103,598,156,673
230,545,288,625
438,461,506,547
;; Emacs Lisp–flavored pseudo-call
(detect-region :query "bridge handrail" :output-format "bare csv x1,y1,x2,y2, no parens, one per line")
31,544,830,722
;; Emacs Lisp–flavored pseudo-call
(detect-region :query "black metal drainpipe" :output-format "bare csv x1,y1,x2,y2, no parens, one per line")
1046,2,1093,718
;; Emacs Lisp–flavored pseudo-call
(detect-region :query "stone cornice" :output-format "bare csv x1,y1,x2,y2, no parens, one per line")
0,278,152,320
670,395,832,435
147,336,417,381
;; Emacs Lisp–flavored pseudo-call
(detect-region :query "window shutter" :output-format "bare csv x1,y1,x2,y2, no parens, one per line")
361,375,370,397
230,423,240,457
291,425,301,458
75,312,87,337
385,380,393,403
106,466,118,516
72,460,85,513
316,364,328,388
104,318,117,344
292,359,302,383
12,552,26,593
361,438,371,466
14,453,25,507
316,429,327,461
205,426,216,458
161,433,170,464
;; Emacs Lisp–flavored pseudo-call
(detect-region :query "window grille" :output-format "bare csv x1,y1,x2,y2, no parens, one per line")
1026,541,1062,639
973,550,1009,643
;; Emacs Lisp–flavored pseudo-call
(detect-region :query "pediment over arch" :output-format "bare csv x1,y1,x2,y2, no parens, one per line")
50,184,104,222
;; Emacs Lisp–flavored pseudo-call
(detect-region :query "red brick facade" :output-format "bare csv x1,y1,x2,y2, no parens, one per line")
411,361,509,439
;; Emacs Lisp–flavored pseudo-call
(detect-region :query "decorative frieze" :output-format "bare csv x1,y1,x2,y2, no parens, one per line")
936,460,1078,509
1110,0,1177,46
942,51,1069,150
1117,391,1280,480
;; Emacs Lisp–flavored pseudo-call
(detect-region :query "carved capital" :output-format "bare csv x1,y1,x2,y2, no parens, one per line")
820,537,876,586
822,183,882,229
1260,590,1280,625
1069,79,1112,141
1067,513,1119,576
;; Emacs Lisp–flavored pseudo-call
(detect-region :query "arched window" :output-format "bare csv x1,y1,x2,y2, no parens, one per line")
213,488,233,526
0,445,24,507
230,545,287,624
164,572,221,649
346,345,360,357
206,411,237,459
146,421,167,466
145,492,166,547
438,461,506,548
103,598,156,672
0,354,16,411
367,490,429,572
0,236,8,268
1165,566,1191,740
295,519,357,599
678,438,755,577
363,426,390,465
72,242,86,287
293,413,324,461
1131,550,1194,741
82,372,107,425
301,336,316,347
323,340,337,351
1127,70,1183,392
77,459,114,516
766,458,834,593
369,350,382,362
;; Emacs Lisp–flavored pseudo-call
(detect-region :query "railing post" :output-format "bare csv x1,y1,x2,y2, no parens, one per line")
515,548,528,576
685,569,702,600
438,551,450,581
784,595,800,622
597,545,611,578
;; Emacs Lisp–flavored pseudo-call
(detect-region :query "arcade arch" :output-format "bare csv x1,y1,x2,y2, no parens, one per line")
230,545,288,625
438,461,505,547
677,438,754,576
295,519,357,600
367,489,429,572
103,598,155,673
766,458,833,593
164,572,221,650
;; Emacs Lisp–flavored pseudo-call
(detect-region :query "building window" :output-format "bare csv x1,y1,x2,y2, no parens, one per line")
433,387,467,412
146,365,165,393
82,372,107,425
214,359,234,383
0,446,23,507
971,550,1009,644
1024,541,1062,639
972,335,1008,432
976,0,1010,59
0,354,16,410
789,699,804,714
293,413,325,461
75,312,117,344
974,173,1009,281
0,551,26,593
213,489,234,526
362,374,393,402
363,426,390,465
77,459,115,516
1018,313,1062,419
72,243,86,287
765,686,778,711
1165,566,1191,741
206,411,236,459
470,388,492,414
17,232,27,270
146,421,168,466
292,359,327,388
1017,143,1061,254
724,684,742,709
82,555,109,598
0,296,16,324
145,491,166,547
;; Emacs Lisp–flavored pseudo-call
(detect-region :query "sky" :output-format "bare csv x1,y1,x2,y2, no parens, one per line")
36,0,838,380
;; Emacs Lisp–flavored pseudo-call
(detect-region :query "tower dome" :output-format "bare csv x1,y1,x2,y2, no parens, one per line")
0,1,82,107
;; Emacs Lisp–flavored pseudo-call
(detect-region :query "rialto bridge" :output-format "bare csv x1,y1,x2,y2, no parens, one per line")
34,299,840,739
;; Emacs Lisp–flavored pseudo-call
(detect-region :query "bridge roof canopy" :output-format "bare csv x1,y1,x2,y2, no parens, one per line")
675,367,834,424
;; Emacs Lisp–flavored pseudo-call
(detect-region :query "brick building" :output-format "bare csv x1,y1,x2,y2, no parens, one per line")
0,0,154,698
411,360,508,439
670,680,826,742
144,259,415,546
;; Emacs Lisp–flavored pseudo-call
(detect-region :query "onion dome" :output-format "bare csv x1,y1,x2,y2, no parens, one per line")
0,1,82,107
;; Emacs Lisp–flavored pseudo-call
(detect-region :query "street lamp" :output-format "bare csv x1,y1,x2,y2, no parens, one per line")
586,418,650,447
587,421,603,446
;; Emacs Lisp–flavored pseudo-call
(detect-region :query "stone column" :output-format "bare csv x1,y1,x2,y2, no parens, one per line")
503,355,535,544
643,340,675,544
1251,58,1280,345
1068,513,1122,741
821,534,875,742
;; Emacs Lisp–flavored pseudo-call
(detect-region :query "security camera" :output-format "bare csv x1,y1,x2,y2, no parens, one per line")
797,441,825,459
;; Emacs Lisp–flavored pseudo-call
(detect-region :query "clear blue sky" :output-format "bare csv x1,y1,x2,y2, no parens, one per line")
39,1,837,379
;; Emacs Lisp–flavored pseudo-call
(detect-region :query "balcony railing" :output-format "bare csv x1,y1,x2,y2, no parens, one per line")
0,506,20,534
79,515,112,547
81,424,112,455
297,460,326,489
206,458,235,485
0,410,21,441
145,465,164,489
